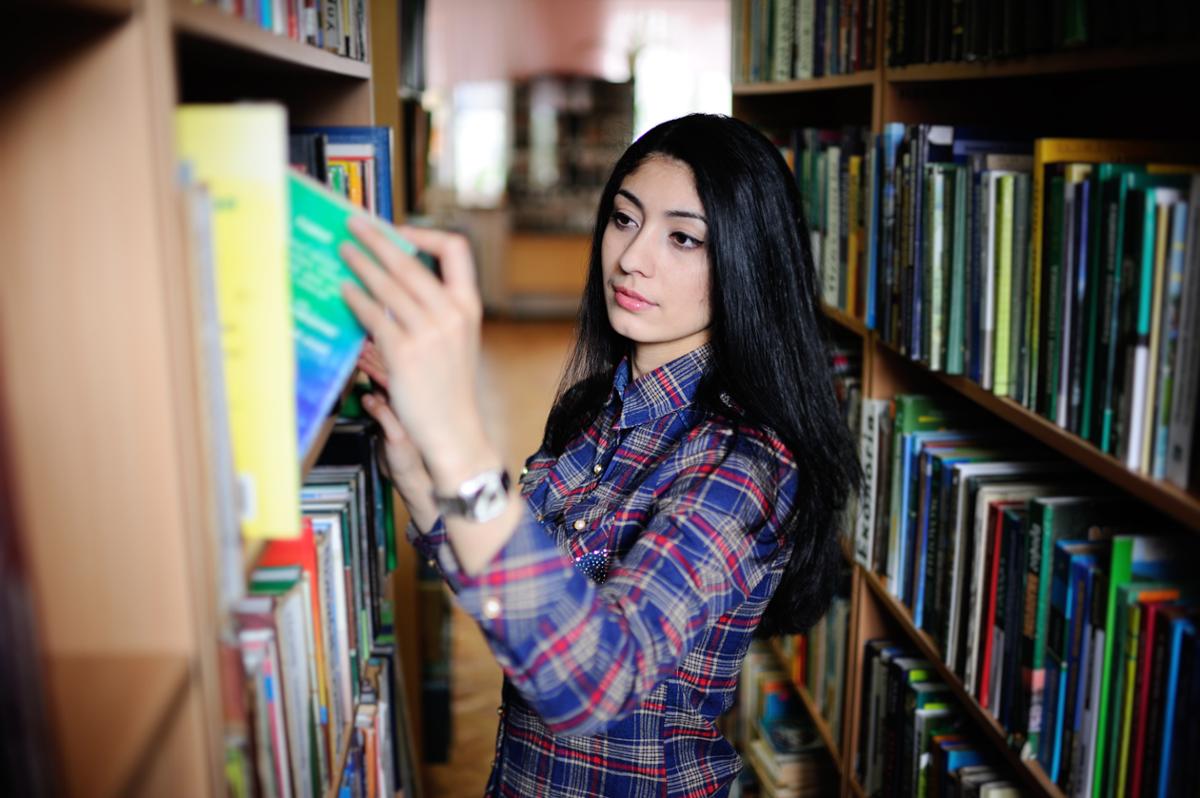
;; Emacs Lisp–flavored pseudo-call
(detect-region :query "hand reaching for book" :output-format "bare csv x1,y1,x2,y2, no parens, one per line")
340,218,503,498
357,339,389,390
360,391,439,532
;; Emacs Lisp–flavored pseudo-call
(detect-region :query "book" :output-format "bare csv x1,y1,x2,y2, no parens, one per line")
176,103,299,540
288,172,425,456
1165,175,1200,489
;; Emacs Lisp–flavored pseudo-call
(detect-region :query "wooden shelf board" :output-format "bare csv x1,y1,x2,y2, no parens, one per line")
768,638,844,773
885,43,1200,84
734,71,878,96
302,415,340,480
874,339,1200,530
823,304,869,339
858,567,1064,798
172,2,371,79
47,653,192,798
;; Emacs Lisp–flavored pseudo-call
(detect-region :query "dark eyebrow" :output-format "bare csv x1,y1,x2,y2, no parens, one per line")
616,188,708,225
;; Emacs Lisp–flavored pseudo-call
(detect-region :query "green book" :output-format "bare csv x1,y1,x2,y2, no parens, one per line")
1110,583,1179,798
1010,173,1032,401
1081,164,1142,446
947,166,970,375
1041,172,1066,419
1090,537,1184,798
993,174,1016,396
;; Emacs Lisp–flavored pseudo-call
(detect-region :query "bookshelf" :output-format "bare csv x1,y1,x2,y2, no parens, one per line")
736,4,1200,798
769,638,844,773
3,1,424,795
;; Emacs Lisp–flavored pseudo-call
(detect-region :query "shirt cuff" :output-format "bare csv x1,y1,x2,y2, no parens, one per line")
405,517,448,567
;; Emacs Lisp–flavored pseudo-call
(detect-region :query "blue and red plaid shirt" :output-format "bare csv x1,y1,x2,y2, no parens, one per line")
409,344,800,797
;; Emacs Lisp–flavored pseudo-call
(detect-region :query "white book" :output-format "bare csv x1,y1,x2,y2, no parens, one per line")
795,0,815,79
1139,188,1182,474
855,399,889,567
772,0,796,81
824,146,842,307
980,170,1019,391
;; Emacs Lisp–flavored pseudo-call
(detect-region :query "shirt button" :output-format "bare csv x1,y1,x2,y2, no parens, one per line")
521,466,529,476
426,558,436,568
496,705,506,716
536,513,544,522
573,519,585,531
593,463,602,475
483,597,502,619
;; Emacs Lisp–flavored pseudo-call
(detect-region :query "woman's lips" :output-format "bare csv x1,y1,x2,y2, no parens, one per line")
613,286,656,312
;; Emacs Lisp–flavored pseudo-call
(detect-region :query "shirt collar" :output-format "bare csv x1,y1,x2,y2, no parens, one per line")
611,343,713,429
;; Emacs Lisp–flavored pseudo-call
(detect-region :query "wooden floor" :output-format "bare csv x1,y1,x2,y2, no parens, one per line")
424,318,576,798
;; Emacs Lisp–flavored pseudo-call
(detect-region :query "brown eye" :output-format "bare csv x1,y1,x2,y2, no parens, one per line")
611,211,636,229
670,231,702,249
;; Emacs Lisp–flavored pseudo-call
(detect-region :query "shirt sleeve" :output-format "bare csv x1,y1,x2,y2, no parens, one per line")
445,430,798,737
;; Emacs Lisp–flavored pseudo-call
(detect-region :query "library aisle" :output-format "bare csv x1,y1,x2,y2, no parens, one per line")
427,318,575,797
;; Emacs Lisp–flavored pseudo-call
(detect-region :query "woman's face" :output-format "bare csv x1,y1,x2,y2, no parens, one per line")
601,156,712,376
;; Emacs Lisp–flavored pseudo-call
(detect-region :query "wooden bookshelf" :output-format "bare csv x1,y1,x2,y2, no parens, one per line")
46,654,192,798
822,303,869,339
860,567,1064,798
303,414,342,479
768,638,844,773
734,71,879,96
874,340,1200,531
172,1,372,79
2,1,425,795
735,5,1200,798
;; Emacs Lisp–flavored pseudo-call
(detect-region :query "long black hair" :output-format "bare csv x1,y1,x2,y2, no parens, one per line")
543,113,860,635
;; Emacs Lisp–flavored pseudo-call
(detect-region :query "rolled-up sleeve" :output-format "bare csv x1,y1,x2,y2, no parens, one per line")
448,432,797,737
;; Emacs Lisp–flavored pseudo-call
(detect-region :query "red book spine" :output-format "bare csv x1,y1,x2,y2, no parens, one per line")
977,508,1005,707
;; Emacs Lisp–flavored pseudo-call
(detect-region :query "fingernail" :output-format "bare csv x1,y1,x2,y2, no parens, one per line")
363,394,374,407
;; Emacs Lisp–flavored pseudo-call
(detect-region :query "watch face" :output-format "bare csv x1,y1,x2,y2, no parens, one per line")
473,482,508,522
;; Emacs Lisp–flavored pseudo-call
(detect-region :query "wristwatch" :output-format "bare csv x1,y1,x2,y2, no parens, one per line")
433,468,512,523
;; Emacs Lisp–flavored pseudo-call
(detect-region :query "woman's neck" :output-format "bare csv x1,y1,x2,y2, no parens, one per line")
630,330,711,381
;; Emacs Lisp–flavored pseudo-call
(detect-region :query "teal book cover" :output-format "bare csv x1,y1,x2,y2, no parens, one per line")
289,172,424,457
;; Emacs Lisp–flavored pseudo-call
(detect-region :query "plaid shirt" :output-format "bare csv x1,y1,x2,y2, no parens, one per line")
409,344,800,797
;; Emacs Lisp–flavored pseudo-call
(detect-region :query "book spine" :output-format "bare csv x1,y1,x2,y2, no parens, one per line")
1012,173,1032,400
994,174,1016,395
1151,202,1189,478
1166,179,1200,489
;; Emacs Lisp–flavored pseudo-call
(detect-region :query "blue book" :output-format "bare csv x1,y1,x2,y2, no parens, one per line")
1040,539,1102,782
900,430,973,606
292,126,396,222
866,133,881,330
1158,608,1198,797
879,123,906,340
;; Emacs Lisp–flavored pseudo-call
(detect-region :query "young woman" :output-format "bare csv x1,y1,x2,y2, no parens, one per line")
341,113,858,797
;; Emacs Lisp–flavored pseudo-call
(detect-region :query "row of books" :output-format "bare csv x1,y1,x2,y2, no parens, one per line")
731,0,879,84
176,103,418,796
858,639,1025,798
776,594,851,745
852,392,1199,796
223,420,412,798
289,127,395,223
787,125,1200,491
886,0,1200,67
737,641,837,798
194,0,369,61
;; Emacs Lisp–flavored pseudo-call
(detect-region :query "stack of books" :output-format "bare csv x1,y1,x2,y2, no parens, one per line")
884,0,1200,66
738,642,837,798
858,639,1022,798
853,392,1199,795
797,125,1200,491
176,103,418,798
732,0,880,83
191,0,370,61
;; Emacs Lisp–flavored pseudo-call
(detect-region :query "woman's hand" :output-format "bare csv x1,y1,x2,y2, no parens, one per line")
340,219,502,494
360,391,439,532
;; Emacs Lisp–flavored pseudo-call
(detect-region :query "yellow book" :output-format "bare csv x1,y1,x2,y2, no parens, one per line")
1141,194,1174,473
847,155,862,318
328,158,364,208
176,104,300,540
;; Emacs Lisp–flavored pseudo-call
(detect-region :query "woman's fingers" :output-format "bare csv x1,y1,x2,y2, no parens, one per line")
347,217,444,311
361,392,406,446
357,340,389,388
394,225,481,316
340,240,426,330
